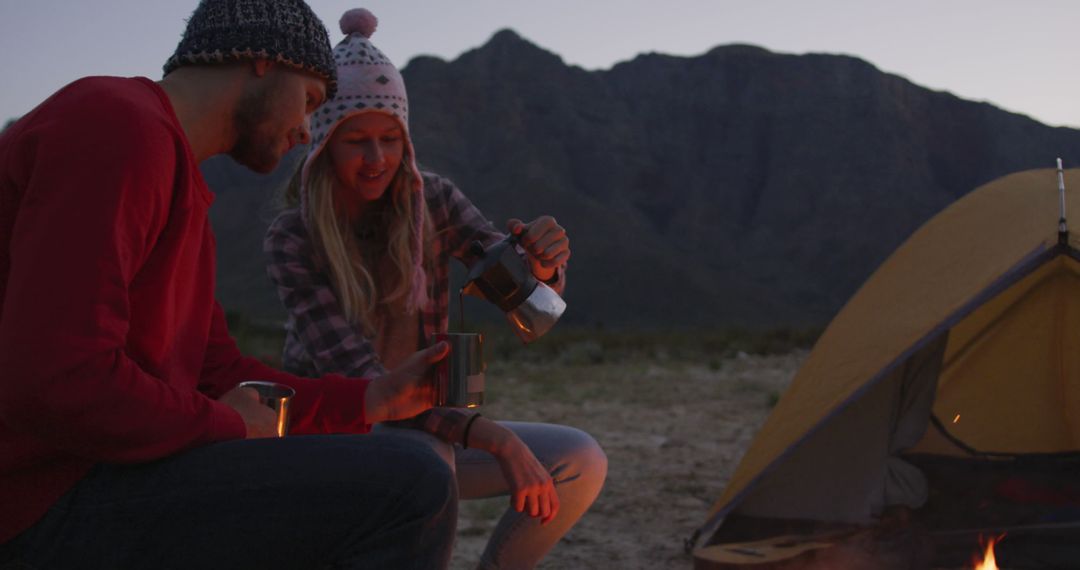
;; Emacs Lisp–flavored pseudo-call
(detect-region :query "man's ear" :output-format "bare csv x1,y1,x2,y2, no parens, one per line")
252,59,274,77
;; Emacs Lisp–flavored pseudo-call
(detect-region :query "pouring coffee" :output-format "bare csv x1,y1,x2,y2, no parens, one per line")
461,234,566,343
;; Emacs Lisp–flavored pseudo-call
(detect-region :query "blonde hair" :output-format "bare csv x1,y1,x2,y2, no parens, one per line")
295,150,433,334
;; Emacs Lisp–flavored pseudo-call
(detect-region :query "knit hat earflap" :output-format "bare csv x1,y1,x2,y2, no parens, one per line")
303,8,428,312
164,0,338,99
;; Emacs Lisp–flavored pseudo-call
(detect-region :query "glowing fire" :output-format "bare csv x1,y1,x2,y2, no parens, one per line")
973,535,1001,570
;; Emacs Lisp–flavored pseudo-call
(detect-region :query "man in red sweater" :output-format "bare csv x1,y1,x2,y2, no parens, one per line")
0,1,457,568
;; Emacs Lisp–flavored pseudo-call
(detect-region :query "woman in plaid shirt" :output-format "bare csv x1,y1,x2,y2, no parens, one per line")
263,9,606,569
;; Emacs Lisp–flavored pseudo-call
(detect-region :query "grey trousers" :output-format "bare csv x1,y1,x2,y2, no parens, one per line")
377,421,607,570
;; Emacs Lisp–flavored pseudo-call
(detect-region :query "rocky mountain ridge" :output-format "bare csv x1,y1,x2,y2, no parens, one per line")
203,30,1080,328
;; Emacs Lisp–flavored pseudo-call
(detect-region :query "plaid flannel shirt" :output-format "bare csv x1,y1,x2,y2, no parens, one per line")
264,172,566,444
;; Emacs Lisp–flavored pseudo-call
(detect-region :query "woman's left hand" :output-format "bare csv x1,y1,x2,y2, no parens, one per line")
507,216,570,281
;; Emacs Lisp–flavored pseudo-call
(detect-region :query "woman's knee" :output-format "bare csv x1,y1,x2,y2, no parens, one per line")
548,426,608,492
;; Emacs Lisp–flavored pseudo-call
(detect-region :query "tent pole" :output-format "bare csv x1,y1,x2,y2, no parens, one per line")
934,520,1080,537
1058,157,1068,245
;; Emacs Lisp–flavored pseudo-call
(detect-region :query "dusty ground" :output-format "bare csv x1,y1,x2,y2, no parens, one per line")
448,348,805,570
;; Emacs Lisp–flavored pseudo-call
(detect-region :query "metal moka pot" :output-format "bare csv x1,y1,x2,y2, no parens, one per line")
462,235,566,343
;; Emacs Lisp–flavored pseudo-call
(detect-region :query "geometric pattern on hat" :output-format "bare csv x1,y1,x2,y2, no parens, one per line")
163,0,338,99
307,22,409,149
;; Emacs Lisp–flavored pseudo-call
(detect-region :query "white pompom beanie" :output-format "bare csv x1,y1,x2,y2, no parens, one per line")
302,8,427,311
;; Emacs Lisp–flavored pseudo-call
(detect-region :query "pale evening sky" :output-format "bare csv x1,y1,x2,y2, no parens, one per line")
1,0,1077,128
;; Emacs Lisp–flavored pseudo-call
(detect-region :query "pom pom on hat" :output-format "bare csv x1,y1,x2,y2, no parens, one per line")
340,8,378,38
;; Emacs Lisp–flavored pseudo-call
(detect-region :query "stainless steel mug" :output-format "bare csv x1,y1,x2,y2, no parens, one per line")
237,380,295,437
432,333,485,408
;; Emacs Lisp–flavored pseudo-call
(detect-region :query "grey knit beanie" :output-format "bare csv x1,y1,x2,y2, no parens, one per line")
163,0,338,98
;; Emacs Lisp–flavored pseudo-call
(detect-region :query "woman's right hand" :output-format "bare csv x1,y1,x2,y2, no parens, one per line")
462,417,560,524
493,433,560,525
363,341,449,423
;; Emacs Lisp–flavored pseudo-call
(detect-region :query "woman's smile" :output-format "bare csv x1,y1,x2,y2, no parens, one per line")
359,169,388,180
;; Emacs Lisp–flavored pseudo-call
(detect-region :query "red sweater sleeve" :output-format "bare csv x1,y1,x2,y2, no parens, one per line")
0,88,246,462
199,302,372,435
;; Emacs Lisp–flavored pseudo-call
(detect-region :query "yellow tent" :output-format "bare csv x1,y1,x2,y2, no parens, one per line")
692,167,1080,566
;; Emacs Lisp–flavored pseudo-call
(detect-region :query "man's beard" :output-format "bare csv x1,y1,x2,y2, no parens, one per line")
230,83,283,174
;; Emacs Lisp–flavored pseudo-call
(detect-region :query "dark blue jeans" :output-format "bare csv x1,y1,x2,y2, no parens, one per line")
0,434,456,570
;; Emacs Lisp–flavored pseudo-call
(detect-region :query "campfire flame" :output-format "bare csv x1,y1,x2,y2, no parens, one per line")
973,535,1001,570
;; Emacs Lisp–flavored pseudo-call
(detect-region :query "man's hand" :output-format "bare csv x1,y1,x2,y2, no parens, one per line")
219,386,279,439
507,216,570,282
364,341,450,424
